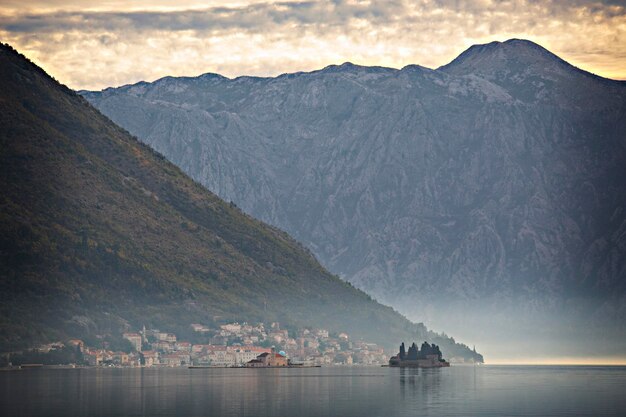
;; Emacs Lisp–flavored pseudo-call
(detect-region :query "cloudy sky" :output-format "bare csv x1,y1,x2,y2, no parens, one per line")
1,0,624,90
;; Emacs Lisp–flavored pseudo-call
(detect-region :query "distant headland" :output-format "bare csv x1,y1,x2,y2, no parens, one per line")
389,342,450,368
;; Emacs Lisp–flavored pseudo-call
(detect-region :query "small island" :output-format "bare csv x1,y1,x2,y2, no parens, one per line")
388,342,450,368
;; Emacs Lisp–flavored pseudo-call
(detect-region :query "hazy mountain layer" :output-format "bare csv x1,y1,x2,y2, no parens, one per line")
0,43,482,361
83,40,626,359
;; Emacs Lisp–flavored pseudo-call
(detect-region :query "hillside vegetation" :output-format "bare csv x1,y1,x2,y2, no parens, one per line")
0,44,481,361
82,40,626,358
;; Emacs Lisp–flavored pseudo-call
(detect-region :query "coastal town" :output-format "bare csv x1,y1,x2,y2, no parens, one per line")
4,322,390,368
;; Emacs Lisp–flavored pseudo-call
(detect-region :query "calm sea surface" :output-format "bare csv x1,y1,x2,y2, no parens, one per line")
1,365,625,417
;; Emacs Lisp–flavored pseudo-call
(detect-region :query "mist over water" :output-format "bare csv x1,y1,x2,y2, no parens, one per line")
399,297,626,364
2,366,625,417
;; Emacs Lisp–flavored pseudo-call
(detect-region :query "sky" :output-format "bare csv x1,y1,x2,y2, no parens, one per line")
1,1,625,91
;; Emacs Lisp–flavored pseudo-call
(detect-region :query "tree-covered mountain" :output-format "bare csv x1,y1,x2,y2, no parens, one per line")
82,40,626,359
0,43,481,361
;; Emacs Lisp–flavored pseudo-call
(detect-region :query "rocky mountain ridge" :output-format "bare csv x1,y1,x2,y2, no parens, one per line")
0,42,483,362
82,39,626,357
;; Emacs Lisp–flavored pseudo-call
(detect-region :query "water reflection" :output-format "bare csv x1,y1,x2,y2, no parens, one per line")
1,366,625,417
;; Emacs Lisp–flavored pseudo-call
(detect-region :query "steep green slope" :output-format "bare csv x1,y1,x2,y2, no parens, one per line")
0,44,481,361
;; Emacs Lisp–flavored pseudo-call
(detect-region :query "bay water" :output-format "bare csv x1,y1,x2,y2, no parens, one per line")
1,365,625,416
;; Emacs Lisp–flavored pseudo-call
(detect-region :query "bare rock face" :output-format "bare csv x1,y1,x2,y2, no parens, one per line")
4,43,485,358
83,40,626,356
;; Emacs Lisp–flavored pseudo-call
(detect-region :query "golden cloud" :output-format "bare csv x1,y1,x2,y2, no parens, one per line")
1,0,624,89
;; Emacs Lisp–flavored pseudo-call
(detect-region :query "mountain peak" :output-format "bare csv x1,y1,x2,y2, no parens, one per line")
319,61,396,75
323,61,358,71
438,38,574,79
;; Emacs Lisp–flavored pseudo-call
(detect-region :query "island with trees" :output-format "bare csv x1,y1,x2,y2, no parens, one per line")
388,342,450,368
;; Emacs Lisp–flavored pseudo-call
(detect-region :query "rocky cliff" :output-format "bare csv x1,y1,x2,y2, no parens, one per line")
83,40,626,358
0,43,483,361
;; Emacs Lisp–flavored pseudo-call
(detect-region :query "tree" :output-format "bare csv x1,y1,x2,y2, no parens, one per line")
407,343,418,360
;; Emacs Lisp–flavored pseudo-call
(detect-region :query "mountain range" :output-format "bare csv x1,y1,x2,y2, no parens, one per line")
0,43,481,361
82,39,626,360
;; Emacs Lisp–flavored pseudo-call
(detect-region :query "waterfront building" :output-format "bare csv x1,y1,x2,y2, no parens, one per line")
141,351,159,367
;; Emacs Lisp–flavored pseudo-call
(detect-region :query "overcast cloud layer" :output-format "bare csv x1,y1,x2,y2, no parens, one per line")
1,0,624,89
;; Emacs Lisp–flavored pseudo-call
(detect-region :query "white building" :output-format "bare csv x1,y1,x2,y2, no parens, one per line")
207,351,236,367
234,350,260,365
316,329,329,338
220,323,242,333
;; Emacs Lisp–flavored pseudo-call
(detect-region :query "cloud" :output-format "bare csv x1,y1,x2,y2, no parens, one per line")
1,0,624,89
0,1,400,33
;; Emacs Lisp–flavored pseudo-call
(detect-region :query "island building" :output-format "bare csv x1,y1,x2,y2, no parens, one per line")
246,348,289,367
388,342,450,368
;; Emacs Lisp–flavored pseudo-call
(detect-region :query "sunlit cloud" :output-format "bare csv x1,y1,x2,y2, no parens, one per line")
1,0,624,89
